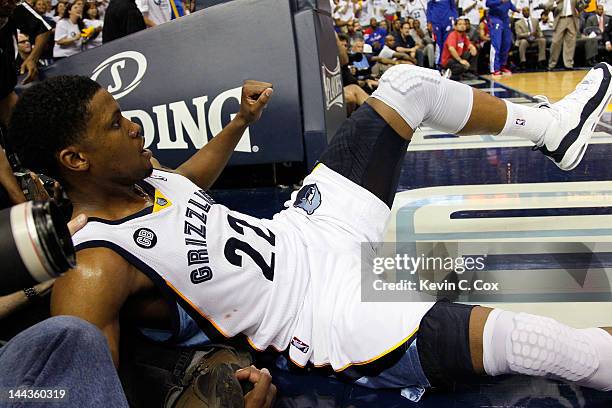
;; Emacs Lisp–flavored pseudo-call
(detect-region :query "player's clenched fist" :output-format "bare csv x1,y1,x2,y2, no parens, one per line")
237,80,274,125
235,366,277,408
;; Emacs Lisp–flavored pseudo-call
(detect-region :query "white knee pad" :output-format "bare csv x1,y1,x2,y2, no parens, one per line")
483,310,612,391
371,64,473,134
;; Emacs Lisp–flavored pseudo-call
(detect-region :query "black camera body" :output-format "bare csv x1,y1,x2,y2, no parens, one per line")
0,135,76,295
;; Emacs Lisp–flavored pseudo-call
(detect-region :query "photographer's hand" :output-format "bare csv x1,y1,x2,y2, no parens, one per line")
0,149,25,204
68,214,88,235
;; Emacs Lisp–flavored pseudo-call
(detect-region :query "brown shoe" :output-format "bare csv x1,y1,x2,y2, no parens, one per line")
165,348,252,408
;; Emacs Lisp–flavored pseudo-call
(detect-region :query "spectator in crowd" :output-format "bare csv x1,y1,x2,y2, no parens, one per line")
136,0,171,27
598,0,612,17
384,0,399,22
546,0,582,70
464,17,479,43
33,0,55,26
83,3,103,50
410,18,436,67
515,6,547,70
477,12,491,72
371,0,388,22
53,1,66,22
427,0,458,65
390,17,402,36
359,0,373,28
378,33,417,63
102,0,146,43
350,38,379,90
584,4,609,62
487,0,516,75
333,0,354,28
395,20,423,64
14,33,50,75
15,33,31,75
364,17,387,51
0,0,51,126
602,9,612,56
539,10,554,32
441,17,478,79
44,0,54,18
402,0,428,29
53,2,84,59
459,0,482,26
337,33,369,114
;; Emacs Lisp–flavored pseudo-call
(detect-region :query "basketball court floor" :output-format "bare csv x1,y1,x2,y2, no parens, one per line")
214,70,612,407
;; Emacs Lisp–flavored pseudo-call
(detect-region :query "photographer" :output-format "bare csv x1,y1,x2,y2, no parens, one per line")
1,0,52,126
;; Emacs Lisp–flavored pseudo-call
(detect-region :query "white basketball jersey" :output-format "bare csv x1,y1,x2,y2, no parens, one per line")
72,169,309,352
73,166,433,373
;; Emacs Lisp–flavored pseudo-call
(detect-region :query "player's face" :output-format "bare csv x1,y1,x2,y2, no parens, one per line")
77,89,153,185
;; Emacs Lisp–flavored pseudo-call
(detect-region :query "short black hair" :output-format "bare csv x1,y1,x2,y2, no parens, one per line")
7,75,101,181
338,33,350,43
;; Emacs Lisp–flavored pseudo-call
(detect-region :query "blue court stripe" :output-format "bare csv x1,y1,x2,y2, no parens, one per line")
450,207,612,219
423,134,460,139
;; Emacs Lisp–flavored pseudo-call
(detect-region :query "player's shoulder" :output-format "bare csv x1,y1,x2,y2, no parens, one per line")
70,246,154,292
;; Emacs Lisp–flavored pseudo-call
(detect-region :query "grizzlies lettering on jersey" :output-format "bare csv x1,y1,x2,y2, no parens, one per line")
183,189,214,284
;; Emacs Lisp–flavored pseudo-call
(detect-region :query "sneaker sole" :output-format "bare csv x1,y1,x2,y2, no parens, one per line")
559,63,612,170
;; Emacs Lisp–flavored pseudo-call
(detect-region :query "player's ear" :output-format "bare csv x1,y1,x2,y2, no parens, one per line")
58,146,90,173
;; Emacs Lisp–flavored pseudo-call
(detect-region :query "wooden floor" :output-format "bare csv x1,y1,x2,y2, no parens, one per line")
485,69,612,111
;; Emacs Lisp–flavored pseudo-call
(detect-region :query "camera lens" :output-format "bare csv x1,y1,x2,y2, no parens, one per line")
0,201,75,295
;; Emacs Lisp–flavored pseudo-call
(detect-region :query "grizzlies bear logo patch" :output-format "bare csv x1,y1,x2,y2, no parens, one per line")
293,184,322,215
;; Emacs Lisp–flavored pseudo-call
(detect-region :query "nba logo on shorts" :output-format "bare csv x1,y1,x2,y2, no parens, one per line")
133,228,157,249
293,184,322,215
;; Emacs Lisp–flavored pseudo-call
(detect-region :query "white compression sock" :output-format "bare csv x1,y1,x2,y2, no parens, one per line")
371,64,473,134
482,309,612,391
497,100,555,145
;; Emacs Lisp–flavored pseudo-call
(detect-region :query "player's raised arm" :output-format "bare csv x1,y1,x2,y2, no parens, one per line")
175,80,273,190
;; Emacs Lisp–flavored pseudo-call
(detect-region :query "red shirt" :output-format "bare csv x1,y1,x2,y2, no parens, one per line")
441,31,472,68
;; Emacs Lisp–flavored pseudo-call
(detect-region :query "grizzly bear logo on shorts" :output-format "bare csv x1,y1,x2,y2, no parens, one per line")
293,184,322,215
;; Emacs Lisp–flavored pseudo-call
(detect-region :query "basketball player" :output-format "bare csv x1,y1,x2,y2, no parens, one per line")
7,63,612,401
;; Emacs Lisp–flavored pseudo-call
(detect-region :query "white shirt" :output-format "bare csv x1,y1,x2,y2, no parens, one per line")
562,0,573,17
378,44,396,58
334,0,354,21
53,19,82,58
359,0,373,25
371,0,387,21
83,19,103,50
402,0,428,28
136,0,171,26
459,0,482,25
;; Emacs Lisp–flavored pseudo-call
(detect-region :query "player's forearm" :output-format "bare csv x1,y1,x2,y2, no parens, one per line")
176,115,249,190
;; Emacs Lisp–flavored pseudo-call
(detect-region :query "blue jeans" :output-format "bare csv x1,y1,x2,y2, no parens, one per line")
0,316,128,407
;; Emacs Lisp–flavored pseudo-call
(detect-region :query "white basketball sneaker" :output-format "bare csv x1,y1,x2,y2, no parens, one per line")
534,63,612,171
